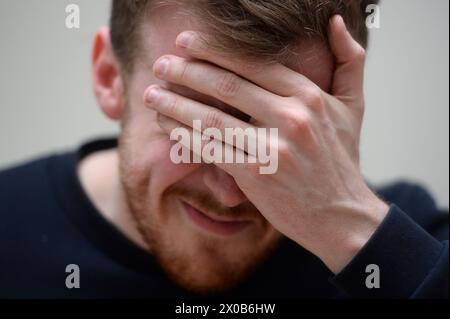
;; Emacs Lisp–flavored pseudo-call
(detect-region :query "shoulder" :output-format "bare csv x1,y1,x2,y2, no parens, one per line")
0,156,52,196
0,155,56,201
0,153,75,226
0,156,52,181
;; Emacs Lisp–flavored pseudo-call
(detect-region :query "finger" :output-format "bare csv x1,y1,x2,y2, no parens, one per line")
145,85,260,156
328,15,366,98
157,113,220,164
156,113,256,175
153,55,282,123
175,31,315,97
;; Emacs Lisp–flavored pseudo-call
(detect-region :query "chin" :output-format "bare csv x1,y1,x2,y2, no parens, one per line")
129,190,281,294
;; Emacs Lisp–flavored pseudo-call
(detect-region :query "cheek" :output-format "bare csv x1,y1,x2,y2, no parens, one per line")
121,63,200,195
123,120,198,192
148,140,200,192
121,106,199,196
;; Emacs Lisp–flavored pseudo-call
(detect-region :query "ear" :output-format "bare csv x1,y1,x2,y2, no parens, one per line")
92,26,125,121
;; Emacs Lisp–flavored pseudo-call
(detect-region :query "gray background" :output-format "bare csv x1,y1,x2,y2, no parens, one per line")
0,0,448,207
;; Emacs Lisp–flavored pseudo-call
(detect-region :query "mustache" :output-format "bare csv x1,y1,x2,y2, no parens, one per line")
165,186,261,220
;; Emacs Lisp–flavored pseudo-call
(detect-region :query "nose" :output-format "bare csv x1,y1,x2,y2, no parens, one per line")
203,166,248,208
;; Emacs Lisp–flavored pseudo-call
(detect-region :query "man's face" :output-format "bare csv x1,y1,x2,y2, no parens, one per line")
117,4,334,293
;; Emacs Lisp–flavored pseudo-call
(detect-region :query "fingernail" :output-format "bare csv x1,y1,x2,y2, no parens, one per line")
177,32,194,48
146,87,160,104
154,58,170,77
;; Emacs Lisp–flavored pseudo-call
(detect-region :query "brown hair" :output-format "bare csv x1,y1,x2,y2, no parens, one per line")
110,0,379,74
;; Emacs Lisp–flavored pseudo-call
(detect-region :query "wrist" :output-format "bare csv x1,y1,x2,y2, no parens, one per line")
315,195,390,274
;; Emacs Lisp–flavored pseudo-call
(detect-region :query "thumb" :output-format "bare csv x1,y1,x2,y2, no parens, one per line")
328,15,366,99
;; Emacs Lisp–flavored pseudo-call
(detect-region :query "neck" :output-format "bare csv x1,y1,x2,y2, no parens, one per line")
77,149,149,250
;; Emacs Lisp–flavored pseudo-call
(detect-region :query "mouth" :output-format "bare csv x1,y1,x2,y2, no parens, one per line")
182,201,252,237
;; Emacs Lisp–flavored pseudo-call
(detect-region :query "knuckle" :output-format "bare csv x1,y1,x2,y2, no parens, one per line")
276,140,295,163
204,110,223,130
280,109,313,138
241,61,264,76
354,47,366,62
166,95,180,116
277,140,290,158
216,72,241,97
304,87,325,113
179,61,191,82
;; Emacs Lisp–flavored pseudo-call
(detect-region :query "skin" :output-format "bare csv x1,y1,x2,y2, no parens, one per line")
83,4,389,293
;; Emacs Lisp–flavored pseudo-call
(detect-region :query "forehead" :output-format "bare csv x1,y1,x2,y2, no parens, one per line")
139,4,335,92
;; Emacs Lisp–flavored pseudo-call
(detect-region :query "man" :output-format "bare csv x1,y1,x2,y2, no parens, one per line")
0,0,448,299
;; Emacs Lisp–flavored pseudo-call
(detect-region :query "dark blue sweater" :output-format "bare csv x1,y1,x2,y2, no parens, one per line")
0,139,448,299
